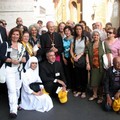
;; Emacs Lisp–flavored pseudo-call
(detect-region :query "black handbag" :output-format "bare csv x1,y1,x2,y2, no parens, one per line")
74,55,86,68
29,82,42,92
72,36,86,68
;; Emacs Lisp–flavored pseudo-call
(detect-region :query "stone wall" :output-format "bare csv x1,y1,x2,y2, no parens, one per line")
0,0,36,30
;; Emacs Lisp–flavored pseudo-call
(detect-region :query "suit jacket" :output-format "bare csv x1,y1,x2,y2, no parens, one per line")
40,32,64,57
40,61,66,84
0,26,7,44
104,67,120,95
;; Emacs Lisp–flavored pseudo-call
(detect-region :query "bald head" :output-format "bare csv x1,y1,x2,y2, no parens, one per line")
95,22,102,30
66,20,74,28
46,21,55,33
16,17,23,25
113,56,120,70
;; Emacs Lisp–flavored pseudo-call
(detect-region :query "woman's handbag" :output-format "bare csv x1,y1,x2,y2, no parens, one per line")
74,55,86,68
29,82,42,92
102,41,113,69
71,36,87,68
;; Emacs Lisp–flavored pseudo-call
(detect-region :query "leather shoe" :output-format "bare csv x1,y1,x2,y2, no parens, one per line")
9,113,17,119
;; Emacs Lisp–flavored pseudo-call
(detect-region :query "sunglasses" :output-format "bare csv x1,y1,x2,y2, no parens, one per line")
107,31,113,34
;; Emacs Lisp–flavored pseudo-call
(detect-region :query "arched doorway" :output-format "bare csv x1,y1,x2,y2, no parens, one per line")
69,0,82,23
71,2,77,23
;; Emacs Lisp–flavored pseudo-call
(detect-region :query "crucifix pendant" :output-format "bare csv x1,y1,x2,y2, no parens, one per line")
51,42,55,47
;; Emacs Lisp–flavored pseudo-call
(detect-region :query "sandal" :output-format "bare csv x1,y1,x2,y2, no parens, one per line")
89,95,97,101
81,93,86,98
73,91,77,94
97,97,103,104
74,92,81,97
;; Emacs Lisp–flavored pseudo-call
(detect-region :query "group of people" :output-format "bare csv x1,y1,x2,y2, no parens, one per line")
0,17,120,118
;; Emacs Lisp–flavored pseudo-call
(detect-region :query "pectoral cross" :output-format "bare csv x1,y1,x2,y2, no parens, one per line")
51,42,55,47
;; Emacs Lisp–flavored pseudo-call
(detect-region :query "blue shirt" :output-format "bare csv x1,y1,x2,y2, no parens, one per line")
63,37,72,58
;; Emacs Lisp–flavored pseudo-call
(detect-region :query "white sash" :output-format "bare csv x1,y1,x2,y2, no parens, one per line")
0,33,3,43
18,42,25,61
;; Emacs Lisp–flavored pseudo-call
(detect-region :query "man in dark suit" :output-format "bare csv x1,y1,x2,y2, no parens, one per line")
40,21,64,61
0,25,8,100
104,57,120,112
0,25,7,44
40,50,66,97
0,25,7,67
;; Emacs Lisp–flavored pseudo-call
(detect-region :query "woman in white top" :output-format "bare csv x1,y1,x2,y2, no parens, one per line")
0,28,26,118
19,56,53,112
70,24,89,98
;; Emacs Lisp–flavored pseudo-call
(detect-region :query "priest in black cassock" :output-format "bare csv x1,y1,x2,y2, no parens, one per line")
40,50,66,97
40,21,64,62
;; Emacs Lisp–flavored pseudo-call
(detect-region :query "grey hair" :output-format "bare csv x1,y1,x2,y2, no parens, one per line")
91,29,101,38
29,23,39,34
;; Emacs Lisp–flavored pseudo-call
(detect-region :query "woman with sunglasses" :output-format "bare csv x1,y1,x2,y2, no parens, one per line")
105,27,120,58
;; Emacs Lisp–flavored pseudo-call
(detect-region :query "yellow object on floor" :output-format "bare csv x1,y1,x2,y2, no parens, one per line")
112,98,120,112
58,90,68,103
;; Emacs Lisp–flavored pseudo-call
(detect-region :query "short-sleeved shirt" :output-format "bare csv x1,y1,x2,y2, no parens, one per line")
108,38,120,58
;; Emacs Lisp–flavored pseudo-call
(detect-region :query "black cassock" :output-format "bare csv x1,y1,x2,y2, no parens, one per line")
40,61,66,96
40,32,64,60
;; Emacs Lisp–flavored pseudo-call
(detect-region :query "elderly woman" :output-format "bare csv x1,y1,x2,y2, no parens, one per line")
70,24,89,98
86,29,111,103
0,28,26,118
29,24,42,62
105,27,120,58
21,31,36,71
19,56,53,112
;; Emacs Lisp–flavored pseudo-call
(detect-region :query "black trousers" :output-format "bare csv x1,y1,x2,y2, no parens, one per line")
73,67,88,92
62,58,73,89
44,82,62,97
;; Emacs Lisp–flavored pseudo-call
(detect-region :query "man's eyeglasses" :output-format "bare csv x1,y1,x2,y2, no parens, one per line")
107,31,113,34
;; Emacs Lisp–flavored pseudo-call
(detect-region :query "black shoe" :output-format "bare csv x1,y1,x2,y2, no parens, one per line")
18,106,23,111
9,113,17,119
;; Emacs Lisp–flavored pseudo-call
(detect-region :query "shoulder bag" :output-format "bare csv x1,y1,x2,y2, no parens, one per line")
71,36,86,68
102,41,113,69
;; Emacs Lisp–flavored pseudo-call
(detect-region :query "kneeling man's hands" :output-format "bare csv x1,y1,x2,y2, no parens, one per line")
114,92,120,99
57,80,66,87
